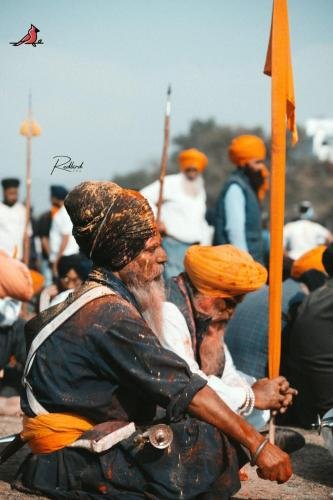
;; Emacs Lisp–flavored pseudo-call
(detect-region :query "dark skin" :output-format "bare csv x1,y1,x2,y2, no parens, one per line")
117,234,292,483
193,293,297,415
3,187,19,207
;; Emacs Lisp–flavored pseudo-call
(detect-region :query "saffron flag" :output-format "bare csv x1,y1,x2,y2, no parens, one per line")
264,0,298,379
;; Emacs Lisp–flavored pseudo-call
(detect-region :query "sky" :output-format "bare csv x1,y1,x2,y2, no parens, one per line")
1,0,332,213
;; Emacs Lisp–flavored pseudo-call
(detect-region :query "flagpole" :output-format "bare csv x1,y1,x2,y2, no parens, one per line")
264,0,298,443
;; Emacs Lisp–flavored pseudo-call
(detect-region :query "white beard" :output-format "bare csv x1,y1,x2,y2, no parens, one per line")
181,173,203,197
128,277,166,341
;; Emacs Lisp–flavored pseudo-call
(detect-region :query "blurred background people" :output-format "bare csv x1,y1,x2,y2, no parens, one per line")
214,135,269,263
284,200,332,260
225,247,327,380
284,244,333,428
141,148,212,278
35,187,62,286
49,185,79,278
39,253,92,311
0,178,26,259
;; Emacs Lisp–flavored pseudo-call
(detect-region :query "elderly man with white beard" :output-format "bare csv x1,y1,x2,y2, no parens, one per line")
13,181,292,499
141,148,212,279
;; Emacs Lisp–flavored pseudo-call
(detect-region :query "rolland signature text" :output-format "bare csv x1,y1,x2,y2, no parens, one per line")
51,156,84,175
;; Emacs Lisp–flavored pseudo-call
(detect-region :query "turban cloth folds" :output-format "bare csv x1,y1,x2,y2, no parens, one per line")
184,244,267,298
65,182,156,270
178,148,208,172
228,135,269,202
291,245,327,279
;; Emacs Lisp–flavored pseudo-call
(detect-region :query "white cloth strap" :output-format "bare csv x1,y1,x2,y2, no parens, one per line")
22,285,115,416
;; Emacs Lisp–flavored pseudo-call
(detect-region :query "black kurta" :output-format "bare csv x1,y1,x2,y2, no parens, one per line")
14,267,242,499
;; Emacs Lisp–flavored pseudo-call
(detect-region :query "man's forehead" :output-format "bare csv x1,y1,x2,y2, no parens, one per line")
144,233,161,249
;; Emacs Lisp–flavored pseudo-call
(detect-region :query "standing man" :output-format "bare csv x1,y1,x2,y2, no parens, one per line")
141,148,212,278
0,178,26,259
214,135,269,263
49,185,79,278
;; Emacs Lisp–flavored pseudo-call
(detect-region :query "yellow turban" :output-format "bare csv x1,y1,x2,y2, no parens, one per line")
178,148,208,172
291,245,327,279
228,135,266,166
184,244,267,298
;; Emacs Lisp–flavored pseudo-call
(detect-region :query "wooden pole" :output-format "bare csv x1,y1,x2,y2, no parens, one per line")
156,85,172,222
23,92,32,266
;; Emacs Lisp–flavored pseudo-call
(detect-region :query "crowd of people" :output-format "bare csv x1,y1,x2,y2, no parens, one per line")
0,133,332,498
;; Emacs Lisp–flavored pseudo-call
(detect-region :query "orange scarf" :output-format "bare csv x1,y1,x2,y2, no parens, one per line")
21,413,93,454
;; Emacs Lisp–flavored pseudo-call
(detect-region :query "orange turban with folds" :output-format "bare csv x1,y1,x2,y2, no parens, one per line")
291,245,327,279
178,148,208,172
184,244,267,298
228,135,269,202
229,135,266,166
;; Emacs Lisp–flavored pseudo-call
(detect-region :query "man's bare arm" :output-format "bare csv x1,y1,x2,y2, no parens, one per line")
188,385,292,483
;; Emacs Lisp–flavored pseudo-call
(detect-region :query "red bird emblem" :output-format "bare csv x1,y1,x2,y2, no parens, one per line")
10,24,43,47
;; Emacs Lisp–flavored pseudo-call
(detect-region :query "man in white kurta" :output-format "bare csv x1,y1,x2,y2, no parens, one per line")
0,178,26,259
141,148,212,278
49,185,79,277
284,201,332,260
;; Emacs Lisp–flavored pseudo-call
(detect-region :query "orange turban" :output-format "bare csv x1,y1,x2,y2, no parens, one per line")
228,135,266,166
291,245,327,279
178,148,208,172
184,244,267,298
0,251,33,301
228,135,269,202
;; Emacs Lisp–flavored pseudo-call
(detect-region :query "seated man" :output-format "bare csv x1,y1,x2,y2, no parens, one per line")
13,181,291,499
286,243,333,428
166,245,297,429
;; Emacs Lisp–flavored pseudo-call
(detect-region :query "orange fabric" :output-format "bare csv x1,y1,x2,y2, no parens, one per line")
178,148,208,172
228,135,266,166
264,0,298,378
0,251,33,301
291,245,327,279
228,135,269,202
29,269,45,295
21,413,94,454
184,245,267,298
51,206,60,218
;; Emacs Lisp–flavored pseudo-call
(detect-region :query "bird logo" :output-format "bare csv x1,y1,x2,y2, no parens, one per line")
10,24,43,47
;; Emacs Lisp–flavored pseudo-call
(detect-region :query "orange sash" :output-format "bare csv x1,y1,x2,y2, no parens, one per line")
21,413,93,454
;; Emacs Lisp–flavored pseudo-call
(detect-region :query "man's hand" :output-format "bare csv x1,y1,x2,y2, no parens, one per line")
252,376,297,413
256,441,292,483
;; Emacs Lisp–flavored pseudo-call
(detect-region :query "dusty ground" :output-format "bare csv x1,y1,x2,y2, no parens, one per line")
0,417,332,499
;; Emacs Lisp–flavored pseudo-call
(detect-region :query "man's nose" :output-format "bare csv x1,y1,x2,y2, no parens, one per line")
157,246,168,264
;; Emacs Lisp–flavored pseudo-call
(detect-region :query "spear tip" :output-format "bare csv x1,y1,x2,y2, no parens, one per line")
167,84,172,96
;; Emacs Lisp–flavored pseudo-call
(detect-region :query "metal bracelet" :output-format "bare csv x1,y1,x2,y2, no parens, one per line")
250,438,269,466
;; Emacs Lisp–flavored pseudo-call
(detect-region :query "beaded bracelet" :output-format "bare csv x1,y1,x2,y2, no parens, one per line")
242,387,255,416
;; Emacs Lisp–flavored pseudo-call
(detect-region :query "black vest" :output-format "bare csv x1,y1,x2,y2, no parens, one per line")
213,169,263,262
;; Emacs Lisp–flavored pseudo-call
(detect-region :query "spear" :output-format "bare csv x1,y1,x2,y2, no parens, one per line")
23,91,32,266
156,85,172,222
20,92,42,266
